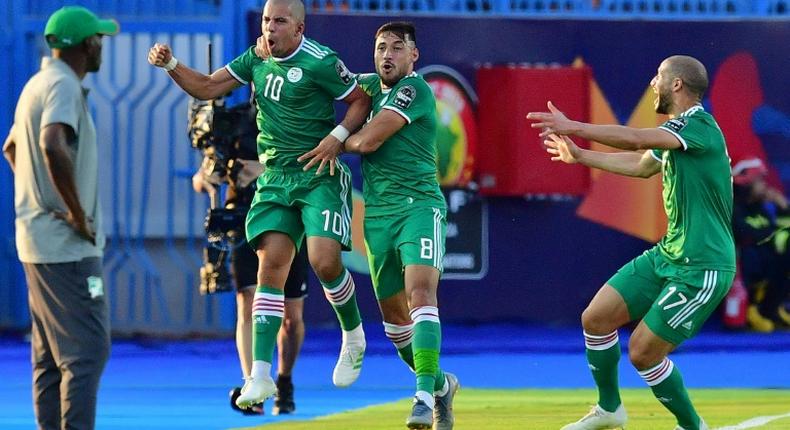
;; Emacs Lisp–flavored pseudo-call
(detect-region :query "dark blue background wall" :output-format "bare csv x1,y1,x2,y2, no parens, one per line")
273,15,790,325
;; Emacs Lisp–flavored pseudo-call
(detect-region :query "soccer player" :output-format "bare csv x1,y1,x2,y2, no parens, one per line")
527,55,732,430
300,22,459,430
147,0,370,407
192,159,309,415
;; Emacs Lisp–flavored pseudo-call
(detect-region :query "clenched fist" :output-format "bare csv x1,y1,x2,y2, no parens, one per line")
148,43,173,68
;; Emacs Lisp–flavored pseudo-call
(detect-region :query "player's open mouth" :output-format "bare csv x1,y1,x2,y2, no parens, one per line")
381,63,394,72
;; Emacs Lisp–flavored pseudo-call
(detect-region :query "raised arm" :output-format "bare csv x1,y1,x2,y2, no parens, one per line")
545,134,662,178
3,126,15,173
148,43,242,100
528,101,681,151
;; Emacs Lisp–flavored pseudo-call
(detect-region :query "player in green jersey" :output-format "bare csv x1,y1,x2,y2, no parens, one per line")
147,0,371,408
528,56,734,430
301,22,458,430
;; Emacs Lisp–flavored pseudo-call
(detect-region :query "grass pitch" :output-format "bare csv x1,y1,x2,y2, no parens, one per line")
235,388,790,430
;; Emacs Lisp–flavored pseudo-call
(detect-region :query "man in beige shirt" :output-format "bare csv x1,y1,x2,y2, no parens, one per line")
3,6,118,430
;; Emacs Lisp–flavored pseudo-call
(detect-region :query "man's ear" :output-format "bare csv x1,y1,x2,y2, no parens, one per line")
673,77,683,92
412,46,419,63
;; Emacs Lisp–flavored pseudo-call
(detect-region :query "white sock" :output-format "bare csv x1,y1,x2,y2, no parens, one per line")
415,390,434,409
250,360,271,381
342,324,365,344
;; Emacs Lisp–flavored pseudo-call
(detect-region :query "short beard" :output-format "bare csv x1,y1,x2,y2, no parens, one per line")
376,66,402,88
655,91,672,115
380,75,401,88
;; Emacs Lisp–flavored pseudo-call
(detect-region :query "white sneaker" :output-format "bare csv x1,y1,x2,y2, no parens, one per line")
561,404,627,430
235,376,277,408
332,329,365,387
674,418,709,430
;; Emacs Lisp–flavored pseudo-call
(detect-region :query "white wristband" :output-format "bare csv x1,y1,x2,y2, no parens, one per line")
163,57,178,72
329,124,350,143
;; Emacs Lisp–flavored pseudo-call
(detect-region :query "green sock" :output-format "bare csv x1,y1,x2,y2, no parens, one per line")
384,321,446,393
397,344,415,369
252,286,284,363
584,331,622,412
411,307,442,394
399,343,446,392
321,269,361,331
639,358,701,430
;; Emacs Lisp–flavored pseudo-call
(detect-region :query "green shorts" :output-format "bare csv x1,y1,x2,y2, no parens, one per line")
364,206,447,300
608,246,734,345
245,164,353,251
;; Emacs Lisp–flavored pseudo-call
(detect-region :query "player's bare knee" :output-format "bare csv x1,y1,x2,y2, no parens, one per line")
311,260,342,282
581,306,616,334
407,287,436,308
628,341,663,369
281,316,295,333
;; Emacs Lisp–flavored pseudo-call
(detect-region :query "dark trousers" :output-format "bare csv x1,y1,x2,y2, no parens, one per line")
23,257,110,430
741,244,790,318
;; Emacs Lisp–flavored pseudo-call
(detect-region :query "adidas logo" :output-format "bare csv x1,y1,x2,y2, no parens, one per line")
681,321,693,330
588,364,599,371
657,396,673,403
254,315,268,324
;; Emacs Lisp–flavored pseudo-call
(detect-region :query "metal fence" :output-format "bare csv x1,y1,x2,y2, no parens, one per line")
305,0,789,16
0,0,263,333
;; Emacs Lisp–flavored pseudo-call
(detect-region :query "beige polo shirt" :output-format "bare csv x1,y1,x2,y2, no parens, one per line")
11,57,104,263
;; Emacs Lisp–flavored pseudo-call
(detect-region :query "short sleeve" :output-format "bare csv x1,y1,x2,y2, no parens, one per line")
312,53,357,100
225,46,260,86
651,149,663,162
658,116,708,152
355,73,379,97
382,78,432,124
40,79,81,132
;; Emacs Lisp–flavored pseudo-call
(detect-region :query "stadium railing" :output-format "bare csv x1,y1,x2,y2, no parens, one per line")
304,0,788,17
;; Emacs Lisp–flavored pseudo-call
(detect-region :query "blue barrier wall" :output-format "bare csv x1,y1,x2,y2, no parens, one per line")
0,0,264,333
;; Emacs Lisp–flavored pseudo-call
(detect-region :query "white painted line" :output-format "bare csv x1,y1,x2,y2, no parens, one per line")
716,412,790,430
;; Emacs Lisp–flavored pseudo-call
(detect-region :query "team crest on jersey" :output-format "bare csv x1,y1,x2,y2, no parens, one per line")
664,118,687,133
287,67,303,83
393,85,416,109
335,60,353,84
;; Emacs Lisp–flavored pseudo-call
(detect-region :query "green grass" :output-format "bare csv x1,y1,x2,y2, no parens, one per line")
234,389,790,430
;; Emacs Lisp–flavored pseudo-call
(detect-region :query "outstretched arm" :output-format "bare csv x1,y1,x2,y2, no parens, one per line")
528,101,681,151
148,43,241,100
545,134,662,178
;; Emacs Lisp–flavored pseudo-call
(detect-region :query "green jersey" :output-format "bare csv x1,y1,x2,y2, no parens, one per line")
357,72,445,216
226,37,356,169
652,105,735,270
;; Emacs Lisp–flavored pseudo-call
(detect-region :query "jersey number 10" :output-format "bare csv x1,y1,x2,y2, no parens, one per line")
263,73,284,101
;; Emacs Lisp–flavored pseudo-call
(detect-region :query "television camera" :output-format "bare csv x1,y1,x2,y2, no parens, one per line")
188,95,258,295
